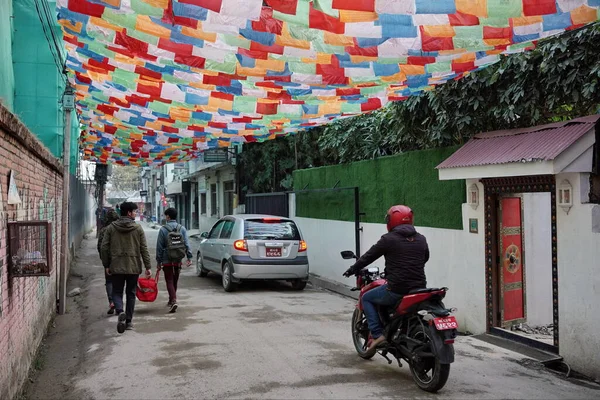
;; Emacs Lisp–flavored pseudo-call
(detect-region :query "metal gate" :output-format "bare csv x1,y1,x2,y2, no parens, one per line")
245,192,289,217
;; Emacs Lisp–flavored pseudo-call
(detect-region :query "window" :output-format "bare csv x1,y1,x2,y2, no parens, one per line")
210,184,218,216
224,181,235,215
244,219,301,240
208,220,225,239
8,221,52,277
200,193,207,215
220,220,235,239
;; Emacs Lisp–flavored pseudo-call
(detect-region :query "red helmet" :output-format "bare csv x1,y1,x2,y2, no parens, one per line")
386,205,414,231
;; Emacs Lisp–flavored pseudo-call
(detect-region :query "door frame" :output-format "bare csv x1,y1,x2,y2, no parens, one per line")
482,175,559,350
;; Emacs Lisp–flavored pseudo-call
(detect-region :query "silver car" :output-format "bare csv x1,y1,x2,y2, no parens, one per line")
195,214,309,292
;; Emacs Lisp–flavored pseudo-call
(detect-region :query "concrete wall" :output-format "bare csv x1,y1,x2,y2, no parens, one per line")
522,193,553,327
0,104,64,400
555,172,600,379
293,178,487,335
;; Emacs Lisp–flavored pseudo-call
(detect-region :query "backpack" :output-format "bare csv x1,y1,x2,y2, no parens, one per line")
165,224,187,262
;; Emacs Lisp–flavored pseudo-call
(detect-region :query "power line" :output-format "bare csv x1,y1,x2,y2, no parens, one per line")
41,0,66,72
33,0,66,83
33,0,63,73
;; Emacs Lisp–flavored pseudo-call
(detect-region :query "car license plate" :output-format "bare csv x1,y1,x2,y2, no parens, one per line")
433,316,458,330
266,247,282,257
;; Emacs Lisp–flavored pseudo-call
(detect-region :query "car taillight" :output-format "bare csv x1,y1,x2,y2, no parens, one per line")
299,240,307,252
234,240,248,251
262,218,281,223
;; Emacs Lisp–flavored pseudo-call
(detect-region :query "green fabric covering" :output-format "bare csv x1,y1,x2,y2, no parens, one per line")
0,0,14,110
293,146,466,230
11,0,79,172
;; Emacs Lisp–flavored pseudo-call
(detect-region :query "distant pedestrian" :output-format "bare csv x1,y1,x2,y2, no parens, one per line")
97,209,120,314
101,202,152,333
156,208,192,313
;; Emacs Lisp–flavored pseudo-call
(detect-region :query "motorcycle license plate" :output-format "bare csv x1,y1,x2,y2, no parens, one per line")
433,316,458,330
266,247,282,257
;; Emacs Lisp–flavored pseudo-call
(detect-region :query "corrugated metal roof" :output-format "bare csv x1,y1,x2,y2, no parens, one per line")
438,115,599,169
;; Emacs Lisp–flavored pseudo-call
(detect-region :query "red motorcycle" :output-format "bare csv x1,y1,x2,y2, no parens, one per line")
342,250,458,393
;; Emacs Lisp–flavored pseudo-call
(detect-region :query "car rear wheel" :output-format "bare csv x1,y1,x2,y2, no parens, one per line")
197,253,209,277
222,261,238,292
291,279,307,291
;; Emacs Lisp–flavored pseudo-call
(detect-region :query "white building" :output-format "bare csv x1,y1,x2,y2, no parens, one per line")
185,154,239,233
141,147,241,231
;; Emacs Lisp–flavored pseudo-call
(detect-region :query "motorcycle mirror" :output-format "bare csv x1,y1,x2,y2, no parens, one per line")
340,250,356,260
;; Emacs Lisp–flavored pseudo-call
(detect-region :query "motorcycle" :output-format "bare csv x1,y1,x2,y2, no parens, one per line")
341,250,457,393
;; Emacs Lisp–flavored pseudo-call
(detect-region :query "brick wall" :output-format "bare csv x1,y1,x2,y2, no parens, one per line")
0,103,63,400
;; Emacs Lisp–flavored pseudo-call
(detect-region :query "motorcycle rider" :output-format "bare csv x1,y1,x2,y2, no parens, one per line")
343,205,429,351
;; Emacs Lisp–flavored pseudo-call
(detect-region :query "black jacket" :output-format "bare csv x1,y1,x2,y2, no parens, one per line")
351,224,429,294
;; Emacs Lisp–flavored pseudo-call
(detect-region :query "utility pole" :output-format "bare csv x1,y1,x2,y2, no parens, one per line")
59,85,74,315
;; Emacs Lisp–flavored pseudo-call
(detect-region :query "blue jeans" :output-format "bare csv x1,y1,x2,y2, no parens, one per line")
362,284,403,339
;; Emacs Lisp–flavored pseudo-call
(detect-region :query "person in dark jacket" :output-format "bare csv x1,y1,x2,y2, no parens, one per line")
343,205,429,351
156,208,193,313
101,202,152,333
97,209,120,314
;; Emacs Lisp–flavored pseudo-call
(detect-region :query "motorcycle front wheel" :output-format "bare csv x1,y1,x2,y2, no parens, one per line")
408,324,450,392
351,308,376,359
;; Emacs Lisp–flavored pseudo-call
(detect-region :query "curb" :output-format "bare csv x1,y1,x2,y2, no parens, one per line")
308,273,359,300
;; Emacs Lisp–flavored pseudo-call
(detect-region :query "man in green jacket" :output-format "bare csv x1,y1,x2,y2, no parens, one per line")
101,202,152,334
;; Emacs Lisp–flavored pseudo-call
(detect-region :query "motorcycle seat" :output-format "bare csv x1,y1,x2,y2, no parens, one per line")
408,287,441,294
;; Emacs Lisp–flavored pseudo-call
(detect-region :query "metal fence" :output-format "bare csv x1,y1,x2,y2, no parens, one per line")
69,174,95,247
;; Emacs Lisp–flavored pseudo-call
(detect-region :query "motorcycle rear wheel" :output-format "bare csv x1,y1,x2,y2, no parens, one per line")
408,324,450,393
351,308,376,359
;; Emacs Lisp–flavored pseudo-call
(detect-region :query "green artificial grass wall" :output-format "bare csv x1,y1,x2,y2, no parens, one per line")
293,146,466,230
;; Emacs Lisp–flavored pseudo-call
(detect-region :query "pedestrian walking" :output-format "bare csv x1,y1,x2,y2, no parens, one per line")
156,208,192,313
97,209,120,315
101,202,152,333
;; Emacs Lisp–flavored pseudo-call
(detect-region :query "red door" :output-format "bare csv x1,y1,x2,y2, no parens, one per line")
500,197,525,325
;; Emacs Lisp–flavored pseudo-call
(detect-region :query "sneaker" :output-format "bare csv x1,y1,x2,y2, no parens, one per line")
125,322,134,330
107,303,115,315
367,335,387,352
169,303,178,313
166,302,173,307
117,313,126,334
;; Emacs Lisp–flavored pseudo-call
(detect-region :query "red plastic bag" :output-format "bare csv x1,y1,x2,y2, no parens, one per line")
136,271,160,302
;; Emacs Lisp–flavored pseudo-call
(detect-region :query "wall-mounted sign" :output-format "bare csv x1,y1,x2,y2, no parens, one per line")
203,148,228,163
469,218,478,234
140,190,148,197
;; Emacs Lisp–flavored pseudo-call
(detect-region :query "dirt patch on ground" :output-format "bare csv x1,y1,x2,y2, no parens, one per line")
20,266,94,399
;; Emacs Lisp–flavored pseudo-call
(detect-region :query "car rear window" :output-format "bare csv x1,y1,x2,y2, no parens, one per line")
244,219,301,240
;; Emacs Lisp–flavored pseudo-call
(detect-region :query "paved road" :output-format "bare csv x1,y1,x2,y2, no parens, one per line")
25,227,600,399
